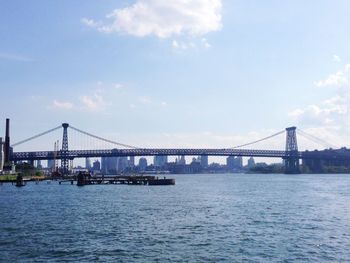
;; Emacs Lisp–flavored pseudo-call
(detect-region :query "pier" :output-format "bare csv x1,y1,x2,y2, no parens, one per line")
74,173,175,186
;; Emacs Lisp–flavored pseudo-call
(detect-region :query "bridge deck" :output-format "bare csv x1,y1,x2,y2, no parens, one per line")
10,148,350,161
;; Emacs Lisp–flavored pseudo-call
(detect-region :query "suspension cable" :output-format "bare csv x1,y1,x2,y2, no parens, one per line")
69,125,140,149
11,125,62,147
231,130,285,149
298,129,337,149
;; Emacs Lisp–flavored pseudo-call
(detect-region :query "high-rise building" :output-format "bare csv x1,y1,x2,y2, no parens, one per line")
101,157,119,174
85,158,91,170
235,156,243,169
247,157,255,168
128,156,135,167
200,155,208,168
227,156,235,170
92,160,101,171
48,159,55,169
138,158,148,171
117,157,128,172
154,155,168,167
227,156,243,170
177,155,186,165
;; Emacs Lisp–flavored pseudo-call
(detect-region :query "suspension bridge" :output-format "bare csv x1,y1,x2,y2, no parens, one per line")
2,119,350,175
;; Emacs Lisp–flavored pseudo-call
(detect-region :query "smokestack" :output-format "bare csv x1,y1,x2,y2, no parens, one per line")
0,137,3,171
4,118,10,164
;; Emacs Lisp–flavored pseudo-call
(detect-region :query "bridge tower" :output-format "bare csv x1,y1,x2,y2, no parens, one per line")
284,126,300,174
61,123,69,175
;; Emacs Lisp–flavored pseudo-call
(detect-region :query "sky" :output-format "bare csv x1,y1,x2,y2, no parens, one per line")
1,0,350,161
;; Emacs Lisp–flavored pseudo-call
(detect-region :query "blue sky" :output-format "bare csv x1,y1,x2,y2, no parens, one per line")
1,0,350,156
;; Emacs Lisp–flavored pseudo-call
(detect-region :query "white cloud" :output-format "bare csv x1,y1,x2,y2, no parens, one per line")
51,100,74,110
0,53,33,62
314,64,350,87
83,0,222,38
289,92,350,128
333,55,341,63
114,83,124,89
289,64,350,148
80,93,107,111
201,38,211,48
138,96,152,104
172,38,211,51
161,101,167,107
81,18,101,28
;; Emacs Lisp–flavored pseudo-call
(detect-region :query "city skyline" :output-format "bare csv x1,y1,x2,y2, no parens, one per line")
1,1,350,153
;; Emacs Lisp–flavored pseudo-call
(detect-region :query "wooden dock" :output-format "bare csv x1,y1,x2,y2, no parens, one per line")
74,173,175,186
0,173,175,186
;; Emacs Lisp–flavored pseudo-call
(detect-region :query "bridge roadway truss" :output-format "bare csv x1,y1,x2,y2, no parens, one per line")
10,148,350,162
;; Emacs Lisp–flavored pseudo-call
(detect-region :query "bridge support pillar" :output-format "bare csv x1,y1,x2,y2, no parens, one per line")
285,127,300,174
284,155,300,174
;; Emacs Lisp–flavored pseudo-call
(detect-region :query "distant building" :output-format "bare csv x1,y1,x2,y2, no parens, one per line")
101,157,117,174
36,160,42,169
302,148,350,172
117,157,128,172
47,159,55,169
138,158,148,171
154,155,168,168
227,156,234,170
101,157,128,174
92,159,101,171
85,158,91,170
128,156,135,167
247,157,255,168
200,155,208,168
227,156,243,170
235,157,243,169
177,155,186,165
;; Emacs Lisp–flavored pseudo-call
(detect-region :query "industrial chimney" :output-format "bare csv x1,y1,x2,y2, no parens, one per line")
4,118,10,165
0,137,3,171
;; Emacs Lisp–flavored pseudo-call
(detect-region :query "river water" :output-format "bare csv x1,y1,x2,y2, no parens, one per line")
1,173,350,262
